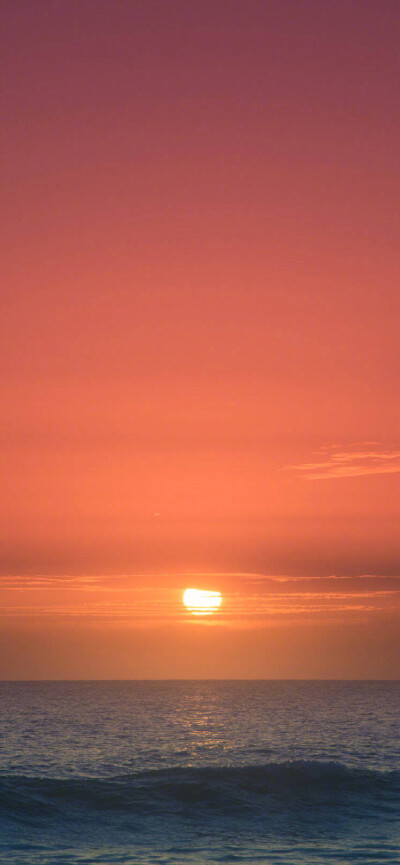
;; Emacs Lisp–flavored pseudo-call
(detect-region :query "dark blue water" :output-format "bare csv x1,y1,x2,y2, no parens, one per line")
0,681,399,863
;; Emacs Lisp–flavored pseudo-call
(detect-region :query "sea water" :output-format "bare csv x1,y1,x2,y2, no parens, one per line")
0,680,399,863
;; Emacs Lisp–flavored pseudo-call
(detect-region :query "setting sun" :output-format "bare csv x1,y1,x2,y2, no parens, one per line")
183,588,222,615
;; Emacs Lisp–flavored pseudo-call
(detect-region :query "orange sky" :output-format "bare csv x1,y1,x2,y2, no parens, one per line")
1,0,400,677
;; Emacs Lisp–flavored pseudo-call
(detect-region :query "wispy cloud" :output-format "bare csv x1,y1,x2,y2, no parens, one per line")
290,446,400,479
1,572,400,625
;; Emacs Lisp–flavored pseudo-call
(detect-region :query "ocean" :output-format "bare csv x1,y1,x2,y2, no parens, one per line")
0,680,398,864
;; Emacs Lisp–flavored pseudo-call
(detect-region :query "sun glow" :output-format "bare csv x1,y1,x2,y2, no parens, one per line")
183,588,222,616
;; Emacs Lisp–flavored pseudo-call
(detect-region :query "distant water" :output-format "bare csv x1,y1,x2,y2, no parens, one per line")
0,681,399,864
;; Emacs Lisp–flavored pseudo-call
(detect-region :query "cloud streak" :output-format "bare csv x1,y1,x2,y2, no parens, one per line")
1,573,400,625
290,447,400,479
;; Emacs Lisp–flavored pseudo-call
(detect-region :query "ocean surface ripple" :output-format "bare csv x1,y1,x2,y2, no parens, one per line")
0,681,399,863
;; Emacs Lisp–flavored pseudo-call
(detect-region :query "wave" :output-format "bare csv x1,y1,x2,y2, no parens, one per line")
0,761,399,831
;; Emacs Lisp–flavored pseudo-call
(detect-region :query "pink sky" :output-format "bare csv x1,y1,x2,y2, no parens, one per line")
1,1,400,677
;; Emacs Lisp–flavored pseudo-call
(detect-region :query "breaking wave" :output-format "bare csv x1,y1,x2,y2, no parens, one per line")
1,761,399,828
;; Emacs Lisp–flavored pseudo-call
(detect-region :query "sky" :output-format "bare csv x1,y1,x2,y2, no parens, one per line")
1,0,400,678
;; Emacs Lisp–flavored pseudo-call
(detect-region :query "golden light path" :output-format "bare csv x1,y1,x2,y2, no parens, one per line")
183,588,222,616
